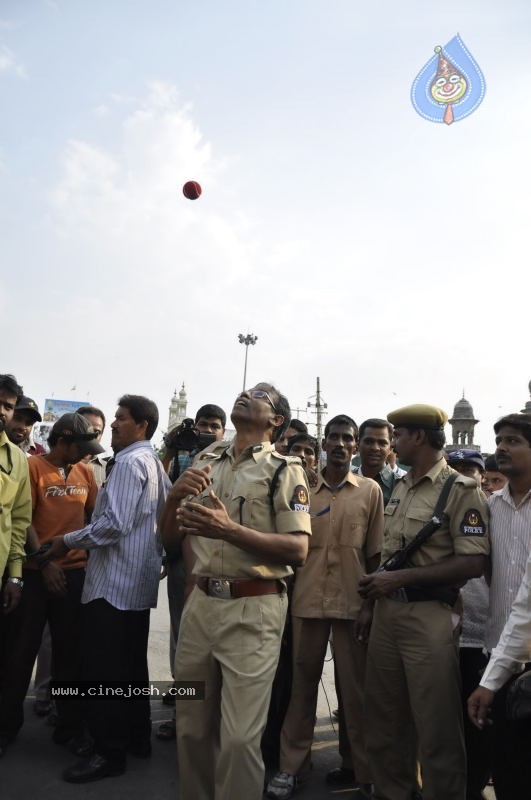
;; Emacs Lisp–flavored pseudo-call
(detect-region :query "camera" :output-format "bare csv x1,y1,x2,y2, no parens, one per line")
163,418,216,453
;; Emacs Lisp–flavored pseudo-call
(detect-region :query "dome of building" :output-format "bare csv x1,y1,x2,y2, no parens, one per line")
451,396,475,420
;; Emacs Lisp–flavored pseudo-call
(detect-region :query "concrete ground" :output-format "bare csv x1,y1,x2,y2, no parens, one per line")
0,582,495,799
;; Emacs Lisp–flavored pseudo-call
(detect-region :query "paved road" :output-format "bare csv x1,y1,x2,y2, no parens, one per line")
1,583,350,799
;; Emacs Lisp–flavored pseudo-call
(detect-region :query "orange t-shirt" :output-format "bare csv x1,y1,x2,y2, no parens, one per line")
27,455,99,570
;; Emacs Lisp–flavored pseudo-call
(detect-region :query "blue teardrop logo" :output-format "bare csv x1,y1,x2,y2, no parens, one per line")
411,34,486,125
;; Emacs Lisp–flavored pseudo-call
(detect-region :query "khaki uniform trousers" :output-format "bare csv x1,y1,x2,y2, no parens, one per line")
279,615,370,782
365,597,466,800
175,585,287,800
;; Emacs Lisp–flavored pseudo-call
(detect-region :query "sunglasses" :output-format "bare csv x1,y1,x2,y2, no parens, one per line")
242,389,278,411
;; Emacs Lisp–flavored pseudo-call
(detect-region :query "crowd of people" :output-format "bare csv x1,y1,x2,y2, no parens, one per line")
0,371,530,800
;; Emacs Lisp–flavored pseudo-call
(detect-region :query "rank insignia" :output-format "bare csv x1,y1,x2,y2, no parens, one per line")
460,508,486,536
290,485,310,512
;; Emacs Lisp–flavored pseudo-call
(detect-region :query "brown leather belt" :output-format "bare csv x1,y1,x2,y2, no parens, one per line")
196,577,283,599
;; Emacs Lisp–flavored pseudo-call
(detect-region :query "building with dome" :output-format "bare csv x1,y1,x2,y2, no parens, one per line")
447,394,480,452
167,383,188,432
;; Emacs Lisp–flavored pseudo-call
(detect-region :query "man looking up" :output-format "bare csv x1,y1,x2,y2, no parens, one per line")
352,418,396,505
360,404,489,800
45,395,171,783
161,382,311,800
0,374,31,617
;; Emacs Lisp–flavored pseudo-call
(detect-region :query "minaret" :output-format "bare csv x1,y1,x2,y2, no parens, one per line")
448,392,480,451
521,380,531,415
167,383,188,431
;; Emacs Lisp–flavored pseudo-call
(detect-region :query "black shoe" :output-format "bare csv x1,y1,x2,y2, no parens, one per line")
156,720,176,741
127,739,152,758
63,754,125,783
34,699,53,717
326,767,355,787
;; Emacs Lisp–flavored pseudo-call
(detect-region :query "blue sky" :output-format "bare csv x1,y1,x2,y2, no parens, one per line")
1,0,529,450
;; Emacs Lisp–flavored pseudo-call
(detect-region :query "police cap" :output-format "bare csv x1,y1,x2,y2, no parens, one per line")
387,404,448,430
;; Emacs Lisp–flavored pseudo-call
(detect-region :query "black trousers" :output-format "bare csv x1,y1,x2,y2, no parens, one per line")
0,567,84,743
81,598,151,767
261,577,294,769
459,647,492,800
490,668,531,800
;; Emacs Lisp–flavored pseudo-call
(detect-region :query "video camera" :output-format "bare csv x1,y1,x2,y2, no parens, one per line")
163,418,216,453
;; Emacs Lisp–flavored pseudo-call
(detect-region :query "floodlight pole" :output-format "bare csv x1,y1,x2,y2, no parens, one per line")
238,333,258,391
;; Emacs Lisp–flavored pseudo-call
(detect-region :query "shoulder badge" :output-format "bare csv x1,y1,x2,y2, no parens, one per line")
290,484,310,513
460,508,486,537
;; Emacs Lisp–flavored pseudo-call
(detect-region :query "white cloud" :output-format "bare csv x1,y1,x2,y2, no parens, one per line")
0,45,25,77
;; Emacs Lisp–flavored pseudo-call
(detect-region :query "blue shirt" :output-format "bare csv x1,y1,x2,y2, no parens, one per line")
64,440,171,610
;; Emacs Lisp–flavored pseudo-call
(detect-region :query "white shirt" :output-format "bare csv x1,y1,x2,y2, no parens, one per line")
485,483,531,651
64,440,171,610
481,548,531,691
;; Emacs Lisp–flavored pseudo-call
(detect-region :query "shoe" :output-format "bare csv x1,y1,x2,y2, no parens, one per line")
63,754,125,783
34,699,53,717
127,739,152,758
67,736,94,758
266,772,297,799
156,720,176,741
326,767,356,787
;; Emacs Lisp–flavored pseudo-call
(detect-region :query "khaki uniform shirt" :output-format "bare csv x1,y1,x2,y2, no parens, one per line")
292,470,384,619
189,440,312,580
0,431,32,578
381,458,490,565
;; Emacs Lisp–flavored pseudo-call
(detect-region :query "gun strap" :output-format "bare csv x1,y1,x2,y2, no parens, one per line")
402,472,459,559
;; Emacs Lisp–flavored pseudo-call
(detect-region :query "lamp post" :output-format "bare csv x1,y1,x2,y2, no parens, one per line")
238,333,258,391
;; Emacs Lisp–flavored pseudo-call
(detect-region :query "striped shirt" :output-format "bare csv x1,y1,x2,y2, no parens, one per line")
481,547,531,691
485,483,531,651
64,440,171,610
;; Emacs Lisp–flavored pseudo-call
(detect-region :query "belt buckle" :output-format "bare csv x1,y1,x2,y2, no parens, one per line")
208,579,232,599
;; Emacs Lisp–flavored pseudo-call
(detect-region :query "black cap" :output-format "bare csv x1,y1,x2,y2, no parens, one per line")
15,396,42,423
51,413,105,456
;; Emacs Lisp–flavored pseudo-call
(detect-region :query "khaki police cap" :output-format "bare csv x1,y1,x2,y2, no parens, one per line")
387,404,448,430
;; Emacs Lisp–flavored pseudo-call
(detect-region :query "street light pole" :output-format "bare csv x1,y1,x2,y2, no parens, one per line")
238,333,258,391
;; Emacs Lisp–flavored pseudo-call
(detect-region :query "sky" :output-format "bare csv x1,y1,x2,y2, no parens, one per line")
1,0,530,452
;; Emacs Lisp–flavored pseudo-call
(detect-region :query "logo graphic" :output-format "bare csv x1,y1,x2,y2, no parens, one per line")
411,34,486,125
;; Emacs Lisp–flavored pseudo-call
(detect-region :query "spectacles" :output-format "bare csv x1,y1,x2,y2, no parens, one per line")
244,389,278,411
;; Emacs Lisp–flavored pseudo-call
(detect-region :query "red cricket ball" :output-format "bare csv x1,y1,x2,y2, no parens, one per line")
182,181,202,200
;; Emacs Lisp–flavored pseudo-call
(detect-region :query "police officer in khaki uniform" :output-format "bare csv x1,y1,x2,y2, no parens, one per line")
359,404,490,800
160,383,312,800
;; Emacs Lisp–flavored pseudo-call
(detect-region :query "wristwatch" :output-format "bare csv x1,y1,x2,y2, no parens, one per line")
7,577,24,588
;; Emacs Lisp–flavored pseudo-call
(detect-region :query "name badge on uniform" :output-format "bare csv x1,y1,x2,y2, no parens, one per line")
460,508,486,536
290,485,310,513
384,497,400,515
